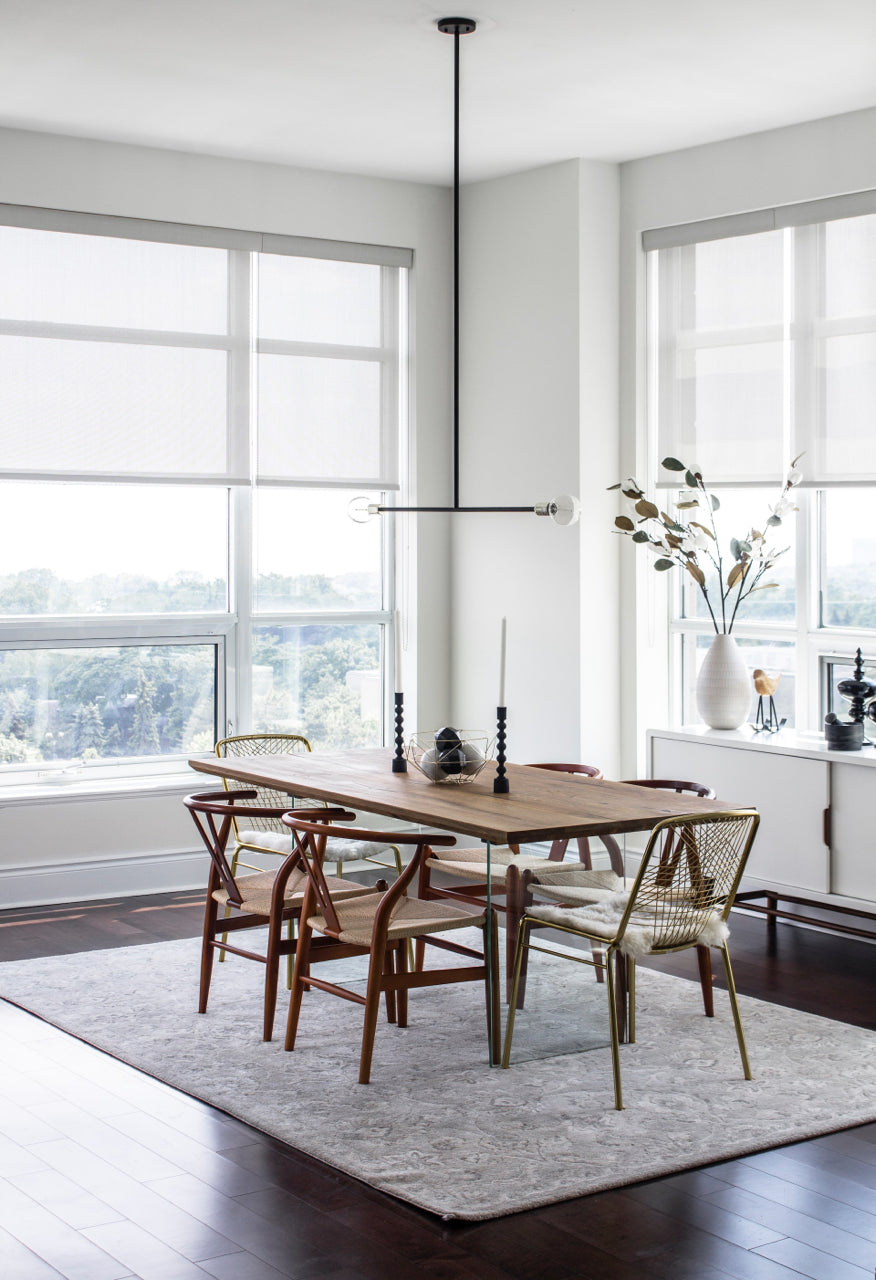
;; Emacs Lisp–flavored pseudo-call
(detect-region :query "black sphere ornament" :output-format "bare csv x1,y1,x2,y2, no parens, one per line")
434,726,464,775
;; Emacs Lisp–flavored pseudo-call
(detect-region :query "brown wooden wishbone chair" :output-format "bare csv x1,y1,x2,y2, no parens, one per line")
185,790,373,1042
282,813,501,1083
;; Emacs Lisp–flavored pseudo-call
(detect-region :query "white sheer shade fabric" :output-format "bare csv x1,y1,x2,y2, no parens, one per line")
651,205,876,485
0,228,230,480
0,216,404,488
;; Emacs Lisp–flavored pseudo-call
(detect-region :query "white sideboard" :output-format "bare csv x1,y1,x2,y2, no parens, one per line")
646,726,875,912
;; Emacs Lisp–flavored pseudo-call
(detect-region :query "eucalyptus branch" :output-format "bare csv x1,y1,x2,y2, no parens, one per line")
609,454,801,637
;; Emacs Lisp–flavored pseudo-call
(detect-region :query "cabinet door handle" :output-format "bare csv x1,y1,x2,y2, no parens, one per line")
822,806,831,848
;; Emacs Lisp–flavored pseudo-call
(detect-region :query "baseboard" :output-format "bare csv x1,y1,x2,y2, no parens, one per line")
0,848,209,909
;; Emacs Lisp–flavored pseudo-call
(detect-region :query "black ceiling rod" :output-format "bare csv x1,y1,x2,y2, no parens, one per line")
437,17,477,510
350,17,579,527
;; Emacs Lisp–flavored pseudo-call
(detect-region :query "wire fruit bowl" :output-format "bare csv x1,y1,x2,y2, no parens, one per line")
406,730,493,784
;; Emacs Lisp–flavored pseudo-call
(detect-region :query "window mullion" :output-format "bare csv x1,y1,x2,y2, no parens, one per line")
227,248,254,737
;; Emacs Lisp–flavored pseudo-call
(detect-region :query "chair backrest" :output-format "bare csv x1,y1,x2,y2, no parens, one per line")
526,762,603,779
621,777,715,798
519,763,603,862
618,810,760,953
282,813,456,938
184,788,354,907
215,733,313,835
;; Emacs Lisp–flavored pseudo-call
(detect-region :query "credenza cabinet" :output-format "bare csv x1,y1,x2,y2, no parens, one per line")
646,727,875,908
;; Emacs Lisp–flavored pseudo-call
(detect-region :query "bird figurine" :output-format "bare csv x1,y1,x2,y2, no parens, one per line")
752,670,784,732
753,669,780,697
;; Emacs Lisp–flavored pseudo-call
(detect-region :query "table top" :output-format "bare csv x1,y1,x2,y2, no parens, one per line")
188,749,739,845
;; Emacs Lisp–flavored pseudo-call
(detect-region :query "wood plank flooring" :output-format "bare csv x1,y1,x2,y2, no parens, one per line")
0,890,873,1280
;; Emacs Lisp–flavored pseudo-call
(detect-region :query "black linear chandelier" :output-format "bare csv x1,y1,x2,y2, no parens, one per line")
351,16,580,526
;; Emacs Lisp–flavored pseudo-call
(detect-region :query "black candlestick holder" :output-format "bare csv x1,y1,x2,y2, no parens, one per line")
493,705,509,793
837,648,875,728
392,692,407,772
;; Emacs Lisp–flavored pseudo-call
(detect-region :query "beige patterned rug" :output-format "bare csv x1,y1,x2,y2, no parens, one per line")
1,936,874,1220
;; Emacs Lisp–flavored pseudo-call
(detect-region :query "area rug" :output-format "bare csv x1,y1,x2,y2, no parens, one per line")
1,937,874,1220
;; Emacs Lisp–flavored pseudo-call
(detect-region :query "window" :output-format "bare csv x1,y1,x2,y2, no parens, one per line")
0,207,409,778
646,196,876,728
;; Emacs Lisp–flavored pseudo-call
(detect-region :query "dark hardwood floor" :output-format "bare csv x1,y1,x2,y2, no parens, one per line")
0,889,874,1280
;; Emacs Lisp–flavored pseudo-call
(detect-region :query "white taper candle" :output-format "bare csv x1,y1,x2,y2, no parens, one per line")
394,610,402,693
499,616,507,707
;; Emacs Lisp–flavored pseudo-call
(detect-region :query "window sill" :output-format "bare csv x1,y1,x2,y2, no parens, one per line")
0,767,204,806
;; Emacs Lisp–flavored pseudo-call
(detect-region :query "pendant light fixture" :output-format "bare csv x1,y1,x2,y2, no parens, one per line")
350,16,580,527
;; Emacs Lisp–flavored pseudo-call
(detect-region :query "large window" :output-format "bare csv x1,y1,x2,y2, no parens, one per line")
646,197,876,732
0,207,409,777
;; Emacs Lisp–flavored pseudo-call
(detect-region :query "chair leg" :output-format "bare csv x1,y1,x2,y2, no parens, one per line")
720,943,753,1081
383,945,397,1024
488,909,501,1065
286,917,295,991
505,864,521,1005
395,940,409,1028
628,957,636,1043
604,946,625,1110
199,893,220,1014
263,913,282,1042
501,920,529,1067
696,943,715,1017
284,921,313,1052
217,847,240,963
414,854,432,972
359,951,385,1085
592,944,606,984
614,952,628,1044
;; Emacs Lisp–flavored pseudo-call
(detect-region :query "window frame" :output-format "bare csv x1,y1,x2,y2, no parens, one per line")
646,203,876,732
0,205,410,784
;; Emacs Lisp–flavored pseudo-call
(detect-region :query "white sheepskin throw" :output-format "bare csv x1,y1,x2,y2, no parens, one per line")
528,889,730,957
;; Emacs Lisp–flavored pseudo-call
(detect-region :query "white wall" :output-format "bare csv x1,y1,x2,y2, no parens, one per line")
0,126,453,905
619,105,876,775
452,160,620,770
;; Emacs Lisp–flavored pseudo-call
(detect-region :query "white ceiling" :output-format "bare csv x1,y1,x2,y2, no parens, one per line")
2,0,876,185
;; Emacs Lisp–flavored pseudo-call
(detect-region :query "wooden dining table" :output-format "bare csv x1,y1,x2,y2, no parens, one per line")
188,748,741,1062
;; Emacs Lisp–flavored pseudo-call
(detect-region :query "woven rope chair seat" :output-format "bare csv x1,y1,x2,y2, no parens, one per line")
528,892,729,957
307,892,487,947
236,828,398,863
212,870,374,917
528,882,624,907
426,846,589,883
528,865,623,891
427,848,622,890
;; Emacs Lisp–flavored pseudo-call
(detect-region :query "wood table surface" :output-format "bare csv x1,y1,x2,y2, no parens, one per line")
188,748,741,845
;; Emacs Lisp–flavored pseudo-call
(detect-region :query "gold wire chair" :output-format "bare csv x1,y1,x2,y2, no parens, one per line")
214,734,405,975
502,809,760,1109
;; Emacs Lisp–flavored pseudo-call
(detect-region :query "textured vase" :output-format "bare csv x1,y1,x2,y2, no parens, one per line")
696,635,752,729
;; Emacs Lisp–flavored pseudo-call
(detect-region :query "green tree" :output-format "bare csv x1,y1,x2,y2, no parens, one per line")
130,671,161,755
73,700,105,757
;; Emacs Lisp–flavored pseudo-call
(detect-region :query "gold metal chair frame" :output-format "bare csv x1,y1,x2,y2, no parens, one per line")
501,809,760,1110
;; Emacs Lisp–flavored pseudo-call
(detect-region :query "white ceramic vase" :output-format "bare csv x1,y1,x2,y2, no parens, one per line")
695,634,752,730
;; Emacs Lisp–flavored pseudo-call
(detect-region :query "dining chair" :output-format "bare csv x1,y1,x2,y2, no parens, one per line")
415,762,623,1000
502,808,760,1109
282,812,501,1084
519,779,717,1016
215,733,406,879
184,790,375,1042
214,733,407,976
